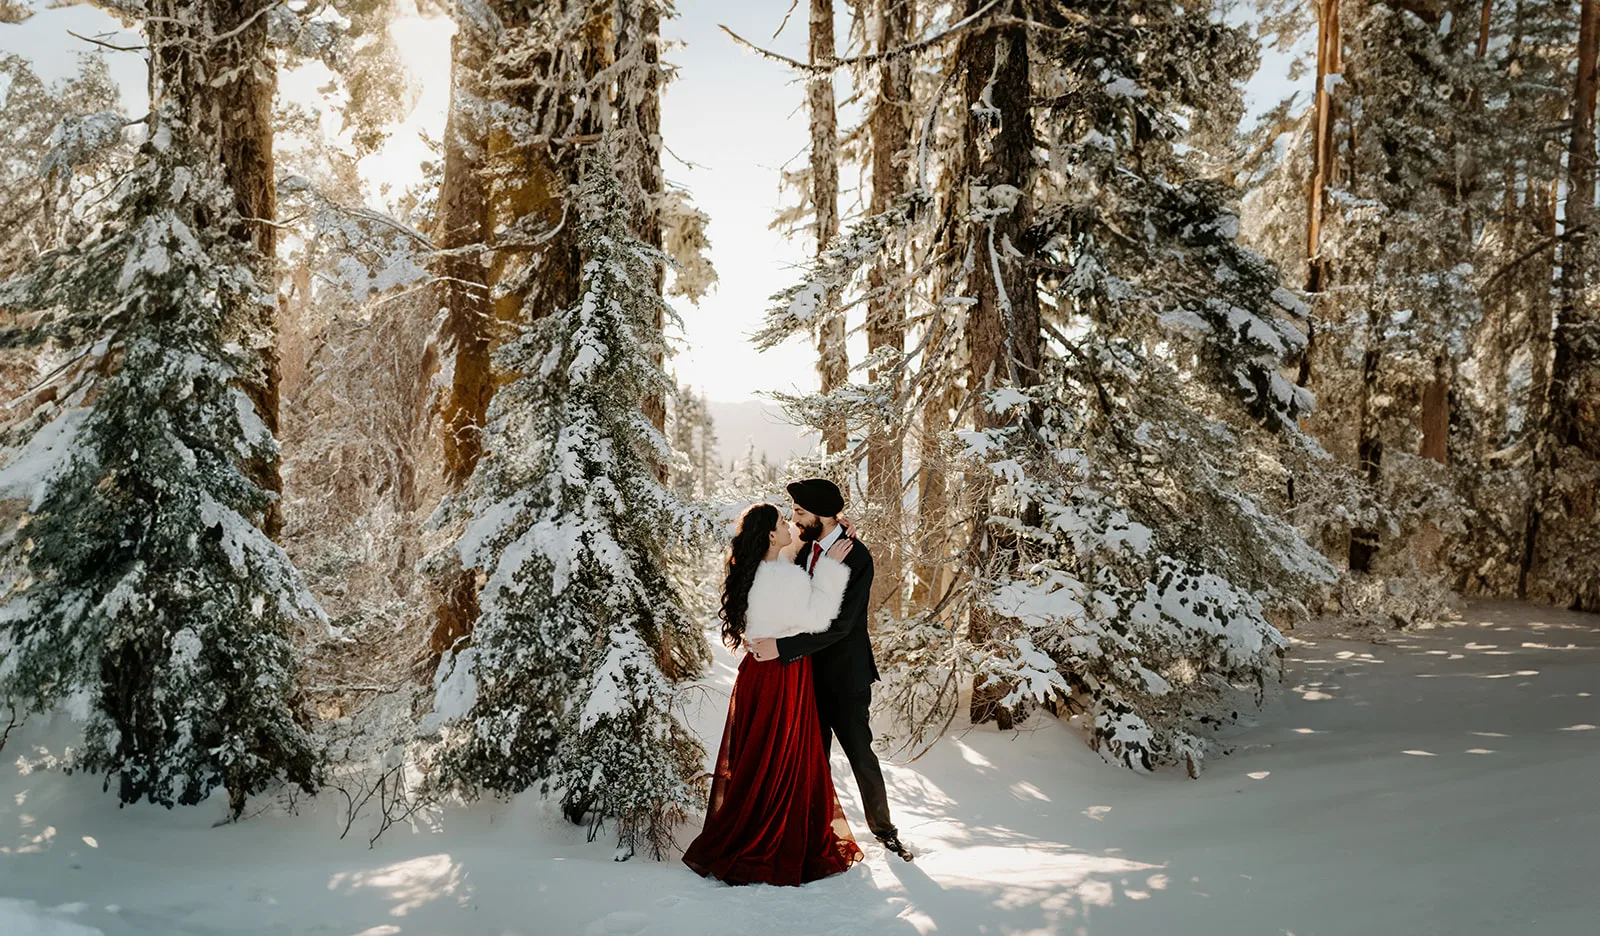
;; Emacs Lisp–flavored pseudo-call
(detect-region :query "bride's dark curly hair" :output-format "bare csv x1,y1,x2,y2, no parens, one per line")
720,503,781,649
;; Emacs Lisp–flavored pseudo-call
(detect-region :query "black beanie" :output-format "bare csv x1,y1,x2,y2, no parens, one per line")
786,478,845,517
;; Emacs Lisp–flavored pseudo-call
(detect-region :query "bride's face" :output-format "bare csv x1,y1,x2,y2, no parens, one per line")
768,514,794,550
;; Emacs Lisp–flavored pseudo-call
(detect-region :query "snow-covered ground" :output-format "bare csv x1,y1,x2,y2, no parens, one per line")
2,600,1596,936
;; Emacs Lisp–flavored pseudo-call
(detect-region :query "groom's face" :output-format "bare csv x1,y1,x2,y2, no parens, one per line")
791,504,825,543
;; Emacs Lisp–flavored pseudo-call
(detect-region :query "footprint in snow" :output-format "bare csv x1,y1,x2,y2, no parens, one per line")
585,910,650,935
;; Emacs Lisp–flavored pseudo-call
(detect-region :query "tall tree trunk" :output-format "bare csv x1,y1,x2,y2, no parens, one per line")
1515,180,1561,596
697,390,714,498
964,19,1039,430
1306,0,1341,298
912,317,958,611
428,4,600,661
962,3,1038,728
1420,355,1451,464
1524,0,1600,609
617,0,668,444
810,0,848,456
143,0,285,816
1551,0,1598,451
427,9,494,660
1297,0,1340,412
147,1,282,539
1348,334,1383,573
435,19,493,493
866,0,913,620
1415,354,1451,575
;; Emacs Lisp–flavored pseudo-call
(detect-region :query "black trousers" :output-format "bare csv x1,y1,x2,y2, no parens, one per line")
816,685,897,840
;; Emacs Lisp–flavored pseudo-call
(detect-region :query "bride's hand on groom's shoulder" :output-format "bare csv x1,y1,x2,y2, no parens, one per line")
838,515,858,540
826,538,854,563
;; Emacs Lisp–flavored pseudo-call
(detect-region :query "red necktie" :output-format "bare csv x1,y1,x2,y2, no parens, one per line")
809,542,821,574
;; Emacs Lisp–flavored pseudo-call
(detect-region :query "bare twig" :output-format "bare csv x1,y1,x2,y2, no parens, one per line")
0,701,19,755
771,0,801,40
719,0,1002,76
305,684,400,694
663,142,708,172
67,30,145,53
1478,228,1584,295
890,667,963,764
209,0,288,45
333,758,438,848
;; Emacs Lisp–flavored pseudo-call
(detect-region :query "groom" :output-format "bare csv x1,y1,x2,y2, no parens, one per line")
749,478,914,862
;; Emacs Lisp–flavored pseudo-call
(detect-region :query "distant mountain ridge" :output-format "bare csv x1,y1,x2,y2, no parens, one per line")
703,399,818,468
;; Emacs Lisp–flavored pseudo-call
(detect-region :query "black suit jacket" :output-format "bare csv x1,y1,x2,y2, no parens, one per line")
777,537,880,694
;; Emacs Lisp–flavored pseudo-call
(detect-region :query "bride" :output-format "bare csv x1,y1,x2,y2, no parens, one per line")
681,502,864,886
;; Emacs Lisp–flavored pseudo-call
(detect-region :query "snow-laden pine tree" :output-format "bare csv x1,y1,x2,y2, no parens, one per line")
0,52,127,426
0,99,322,813
427,145,703,858
724,437,778,500
762,0,1339,772
0,53,125,282
424,0,712,660
1238,0,1594,614
944,0,1341,771
666,383,721,500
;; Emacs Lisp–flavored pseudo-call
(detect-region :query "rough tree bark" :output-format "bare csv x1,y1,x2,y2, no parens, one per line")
427,7,494,660
621,0,668,441
912,310,958,611
1551,0,1598,455
810,0,848,456
1306,0,1341,299
866,0,913,620
961,1,1039,728
613,0,672,500
1524,0,1600,609
147,0,282,539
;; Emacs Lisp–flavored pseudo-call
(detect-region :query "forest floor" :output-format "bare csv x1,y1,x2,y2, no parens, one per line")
1,599,1596,936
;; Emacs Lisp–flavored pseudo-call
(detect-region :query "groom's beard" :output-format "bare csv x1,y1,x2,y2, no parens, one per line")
797,518,825,543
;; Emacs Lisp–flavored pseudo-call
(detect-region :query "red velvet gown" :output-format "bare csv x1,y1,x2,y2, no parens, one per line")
682,653,863,886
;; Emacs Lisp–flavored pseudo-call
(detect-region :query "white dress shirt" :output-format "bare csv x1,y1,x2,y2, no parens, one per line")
808,522,846,574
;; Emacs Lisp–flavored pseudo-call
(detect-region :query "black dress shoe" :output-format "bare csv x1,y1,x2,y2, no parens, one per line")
877,833,914,862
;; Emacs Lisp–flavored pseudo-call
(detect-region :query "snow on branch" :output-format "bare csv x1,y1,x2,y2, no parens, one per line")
756,188,929,350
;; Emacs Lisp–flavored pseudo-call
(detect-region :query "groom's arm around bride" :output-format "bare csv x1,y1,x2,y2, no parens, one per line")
749,479,912,861
774,536,874,671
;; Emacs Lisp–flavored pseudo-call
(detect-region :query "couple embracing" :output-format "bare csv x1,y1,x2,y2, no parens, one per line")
682,479,914,886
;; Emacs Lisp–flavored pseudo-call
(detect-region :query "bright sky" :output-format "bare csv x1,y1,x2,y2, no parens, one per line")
657,1,849,403
1,1,1303,405
376,1,848,403
376,0,851,403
